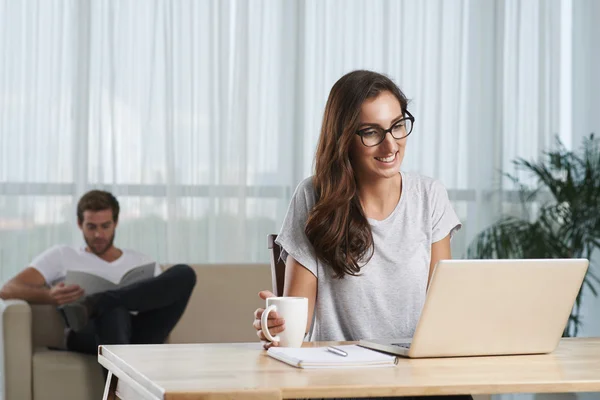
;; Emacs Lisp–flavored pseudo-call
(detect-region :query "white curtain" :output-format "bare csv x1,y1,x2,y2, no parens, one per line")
0,0,299,271
0,0,593,282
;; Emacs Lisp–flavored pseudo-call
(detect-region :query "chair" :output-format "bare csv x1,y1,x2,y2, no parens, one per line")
267,234,286,296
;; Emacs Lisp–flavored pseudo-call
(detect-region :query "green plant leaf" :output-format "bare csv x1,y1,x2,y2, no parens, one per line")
468,133,600,337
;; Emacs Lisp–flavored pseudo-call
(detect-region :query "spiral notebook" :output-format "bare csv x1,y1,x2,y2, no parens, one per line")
267,345,397,369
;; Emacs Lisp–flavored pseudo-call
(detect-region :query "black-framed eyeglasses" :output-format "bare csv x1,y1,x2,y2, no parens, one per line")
355,110,415,147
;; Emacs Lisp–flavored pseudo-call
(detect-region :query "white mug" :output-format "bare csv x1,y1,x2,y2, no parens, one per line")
261,297,308,347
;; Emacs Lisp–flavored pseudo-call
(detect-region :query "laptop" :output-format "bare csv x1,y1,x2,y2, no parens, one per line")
359,258,589,358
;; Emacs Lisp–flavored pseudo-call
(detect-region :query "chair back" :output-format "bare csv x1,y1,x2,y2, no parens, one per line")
267,234,286,296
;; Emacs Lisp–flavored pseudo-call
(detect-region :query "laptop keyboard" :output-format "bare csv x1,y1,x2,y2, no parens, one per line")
391,343,411,349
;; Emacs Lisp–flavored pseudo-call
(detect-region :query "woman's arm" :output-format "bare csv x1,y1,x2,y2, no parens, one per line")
428,234,452,289
283,255,317,333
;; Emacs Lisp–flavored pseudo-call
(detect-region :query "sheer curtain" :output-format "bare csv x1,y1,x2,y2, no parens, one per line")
0,0,299,272
0,0,590,282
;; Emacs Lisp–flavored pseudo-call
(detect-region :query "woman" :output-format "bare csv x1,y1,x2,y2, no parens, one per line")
253,70,470,400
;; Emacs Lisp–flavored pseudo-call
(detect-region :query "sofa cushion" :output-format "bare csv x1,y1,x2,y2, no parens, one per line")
31,305,66,349
166,264,271,344
32,347,104,400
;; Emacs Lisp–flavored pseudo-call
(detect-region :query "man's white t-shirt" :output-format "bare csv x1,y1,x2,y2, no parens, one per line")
31,245,160,286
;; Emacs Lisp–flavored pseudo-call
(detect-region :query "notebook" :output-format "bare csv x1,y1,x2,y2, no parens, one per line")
267,345,397,369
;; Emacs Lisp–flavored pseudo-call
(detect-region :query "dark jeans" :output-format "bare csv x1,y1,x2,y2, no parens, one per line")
67,264,196,354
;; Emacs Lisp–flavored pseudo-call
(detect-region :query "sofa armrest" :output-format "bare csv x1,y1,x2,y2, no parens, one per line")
0,299,32,400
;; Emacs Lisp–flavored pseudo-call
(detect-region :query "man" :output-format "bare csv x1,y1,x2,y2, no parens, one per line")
0,190,196,354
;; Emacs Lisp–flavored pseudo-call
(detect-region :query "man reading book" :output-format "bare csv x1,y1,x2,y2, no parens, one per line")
0,190,196,355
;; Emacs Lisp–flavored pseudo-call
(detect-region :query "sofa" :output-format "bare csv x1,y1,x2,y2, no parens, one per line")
0,263,272,400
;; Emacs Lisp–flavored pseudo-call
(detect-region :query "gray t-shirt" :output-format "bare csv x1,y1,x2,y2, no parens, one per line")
276,171,461,342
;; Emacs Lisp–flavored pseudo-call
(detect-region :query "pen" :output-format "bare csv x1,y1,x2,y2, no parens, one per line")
327,346,348,357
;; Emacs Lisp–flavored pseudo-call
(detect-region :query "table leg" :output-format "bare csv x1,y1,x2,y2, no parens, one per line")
102,371,119,400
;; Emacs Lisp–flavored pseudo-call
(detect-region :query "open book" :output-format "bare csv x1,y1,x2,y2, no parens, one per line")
267,344,397,369
64,262,156,295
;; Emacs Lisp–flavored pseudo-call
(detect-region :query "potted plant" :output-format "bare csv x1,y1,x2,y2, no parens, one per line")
468,134,600,337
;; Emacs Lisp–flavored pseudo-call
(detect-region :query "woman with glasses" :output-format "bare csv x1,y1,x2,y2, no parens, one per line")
252,70,467,399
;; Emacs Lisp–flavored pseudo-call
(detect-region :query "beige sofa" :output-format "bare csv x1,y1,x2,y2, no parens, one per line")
0,264,271,400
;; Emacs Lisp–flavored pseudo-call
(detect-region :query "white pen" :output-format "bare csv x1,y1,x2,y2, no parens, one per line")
327,346,348,357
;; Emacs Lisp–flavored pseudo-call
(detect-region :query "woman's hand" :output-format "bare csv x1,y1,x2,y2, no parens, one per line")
253,290,285,349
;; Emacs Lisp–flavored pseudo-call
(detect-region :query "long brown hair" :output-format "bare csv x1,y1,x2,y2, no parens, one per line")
305,70,409,278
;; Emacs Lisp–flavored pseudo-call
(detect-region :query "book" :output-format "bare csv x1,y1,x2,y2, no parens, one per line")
64,262,156,295
267,344,398,369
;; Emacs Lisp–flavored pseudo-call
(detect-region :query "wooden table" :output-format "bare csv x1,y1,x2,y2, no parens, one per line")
98,338,600,400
